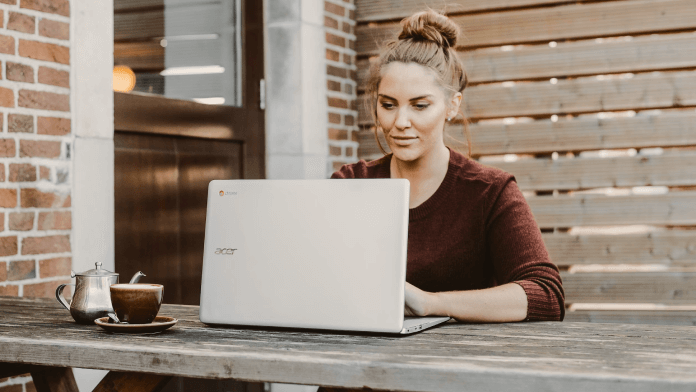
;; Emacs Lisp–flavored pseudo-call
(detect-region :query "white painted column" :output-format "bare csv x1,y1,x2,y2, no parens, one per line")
264,0,328,179
70,0,114,390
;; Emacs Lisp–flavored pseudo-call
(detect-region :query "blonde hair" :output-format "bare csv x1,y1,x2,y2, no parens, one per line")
366,10,471,157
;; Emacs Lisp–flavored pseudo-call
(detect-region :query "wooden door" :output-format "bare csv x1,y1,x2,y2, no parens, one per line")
113,0,264,305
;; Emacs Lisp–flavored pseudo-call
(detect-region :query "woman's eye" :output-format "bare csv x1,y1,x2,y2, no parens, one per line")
414,103,429,110
380,102,395,109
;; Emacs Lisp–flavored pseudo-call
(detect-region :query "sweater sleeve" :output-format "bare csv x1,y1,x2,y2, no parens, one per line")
485,176,565,321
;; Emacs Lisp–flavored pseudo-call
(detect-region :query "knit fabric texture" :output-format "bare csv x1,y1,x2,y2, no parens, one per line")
331,147,565,321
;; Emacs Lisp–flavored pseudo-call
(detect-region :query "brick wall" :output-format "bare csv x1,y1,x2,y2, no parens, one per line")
325,0,359,176
0,0,71,389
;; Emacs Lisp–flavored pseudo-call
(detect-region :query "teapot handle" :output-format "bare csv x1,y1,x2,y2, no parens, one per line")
55,284,75,311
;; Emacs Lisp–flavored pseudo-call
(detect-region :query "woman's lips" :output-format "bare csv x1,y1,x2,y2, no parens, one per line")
391,136,417,146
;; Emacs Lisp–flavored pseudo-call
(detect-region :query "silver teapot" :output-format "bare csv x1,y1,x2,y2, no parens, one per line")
56,262,145,324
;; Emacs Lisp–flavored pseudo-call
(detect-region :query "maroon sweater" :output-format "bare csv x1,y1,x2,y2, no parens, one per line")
331,148,564,321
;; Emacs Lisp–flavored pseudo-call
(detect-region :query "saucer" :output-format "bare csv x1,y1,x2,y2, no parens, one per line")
94,316,178,334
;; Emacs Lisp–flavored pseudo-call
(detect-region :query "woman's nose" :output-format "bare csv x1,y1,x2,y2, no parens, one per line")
395,108,411,129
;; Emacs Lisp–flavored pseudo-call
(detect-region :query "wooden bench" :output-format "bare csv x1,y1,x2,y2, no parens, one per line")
354,0,696,325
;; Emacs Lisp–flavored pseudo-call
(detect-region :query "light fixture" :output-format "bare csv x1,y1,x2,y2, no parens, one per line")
113,65,136,92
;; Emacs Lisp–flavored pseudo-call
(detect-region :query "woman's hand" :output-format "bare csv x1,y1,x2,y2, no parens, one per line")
404,282,436,317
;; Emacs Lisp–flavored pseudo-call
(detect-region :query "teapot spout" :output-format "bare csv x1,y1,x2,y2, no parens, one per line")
129,271,146,284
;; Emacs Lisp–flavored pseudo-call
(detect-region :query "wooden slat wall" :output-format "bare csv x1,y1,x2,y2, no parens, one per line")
356,0,696,324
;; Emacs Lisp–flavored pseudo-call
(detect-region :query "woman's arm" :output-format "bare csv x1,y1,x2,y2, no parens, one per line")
405,281,528,322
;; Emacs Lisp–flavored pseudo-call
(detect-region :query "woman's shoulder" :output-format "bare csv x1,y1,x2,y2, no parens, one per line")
449,148,515,187
330,154,391,179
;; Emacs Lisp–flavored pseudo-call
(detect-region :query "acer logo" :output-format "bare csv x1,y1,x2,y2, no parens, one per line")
215,248,237,255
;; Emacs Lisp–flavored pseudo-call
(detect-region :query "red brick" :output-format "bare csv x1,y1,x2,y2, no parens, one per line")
341,22,351,34
8,113,34,133
0,164,4,182
342,53,353,65
7,62,34,83
20,0,70,17
0,87,15,108
39,18,69,40
39,165,50,180
9,211,34,230
0,385,23,392
328,97,348,109
8,12,35,34
38,211,70,230
21,235,70,255
328,112,341,124
0,35,15,55
327,65,347,78
324,16,338,29
0,236,18,256
326,33,345,47
37,116,70,135
326,48,340,62
20,140,61,158
0,139,17,157
348,40,355,50
38,66,68,88
0,189,17,207
39,256,70,277
346,146,354,156
9,163,37,182
329,128,348,140
345,115,355,126
24,279,69,298
0,285,19,296
327,80,341,92
351,131,359,142
348,9,355,20
21,189,69,208
0,261,6,281
19,90,69,111
8,259,35,280
329,145,342,156
18,39,69,64
325,1,345,17
0,212,3,232
0,0,17,4
332,161,346,171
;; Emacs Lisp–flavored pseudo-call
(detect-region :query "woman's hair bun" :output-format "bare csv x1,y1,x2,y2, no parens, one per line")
398,10,459,49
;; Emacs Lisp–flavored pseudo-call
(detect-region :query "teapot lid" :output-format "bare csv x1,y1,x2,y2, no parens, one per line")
75,262,118,277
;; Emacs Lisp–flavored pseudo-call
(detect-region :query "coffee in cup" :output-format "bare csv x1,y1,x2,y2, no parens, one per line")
110,283,163,324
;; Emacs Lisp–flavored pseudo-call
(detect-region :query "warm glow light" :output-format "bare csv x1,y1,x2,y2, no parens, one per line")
113,65,136,92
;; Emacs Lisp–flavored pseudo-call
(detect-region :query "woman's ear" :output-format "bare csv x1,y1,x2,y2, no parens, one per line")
448,92,463,120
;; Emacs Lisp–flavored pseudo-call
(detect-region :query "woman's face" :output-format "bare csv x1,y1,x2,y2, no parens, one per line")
376,62,461,163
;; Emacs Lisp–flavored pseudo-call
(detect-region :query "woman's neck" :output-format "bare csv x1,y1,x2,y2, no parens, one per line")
390,145,450,208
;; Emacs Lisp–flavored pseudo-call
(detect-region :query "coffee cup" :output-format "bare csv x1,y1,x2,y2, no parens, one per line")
110,283,163,324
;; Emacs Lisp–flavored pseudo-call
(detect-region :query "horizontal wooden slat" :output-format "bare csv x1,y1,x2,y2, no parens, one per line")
115,11,164,41
356,0,696,54
527,191,696,228
356,32,696,87
543,231,696,266
562,271,696,304
464,70,696,120
565,310,696,325
114,41,164,70
357,111,696,157
486,150,696,191
114,0,163,12
356,0,575,22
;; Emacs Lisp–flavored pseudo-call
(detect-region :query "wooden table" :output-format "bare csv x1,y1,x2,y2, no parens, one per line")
2,296,696,392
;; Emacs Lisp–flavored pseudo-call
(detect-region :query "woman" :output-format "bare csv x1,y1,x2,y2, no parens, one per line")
332,10,564,324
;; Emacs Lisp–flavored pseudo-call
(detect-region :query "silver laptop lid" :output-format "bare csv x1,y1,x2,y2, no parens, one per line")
199,179,409,333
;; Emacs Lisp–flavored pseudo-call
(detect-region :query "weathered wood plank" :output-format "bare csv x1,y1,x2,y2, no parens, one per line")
486,150,696,191
562,271,696,304
93,371,172,392
356,0,696,54
356,0,577,22
29,366,78,392
358,111,696,157
462,70,696,120
114,0,163,12
543,231,696,266
527,190,696,228
6,297,696,391
356,32,696,87
565,309,696,325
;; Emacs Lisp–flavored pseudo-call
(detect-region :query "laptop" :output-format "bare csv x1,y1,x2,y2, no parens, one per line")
199,179,450,334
